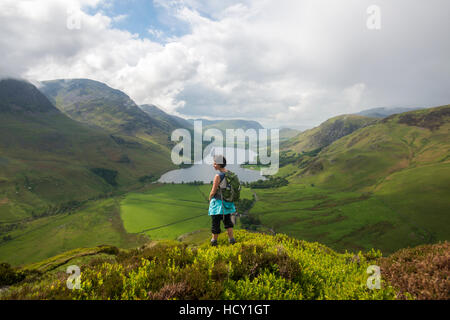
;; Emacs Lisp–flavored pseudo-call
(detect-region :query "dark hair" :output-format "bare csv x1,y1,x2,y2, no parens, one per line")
214,155,226,168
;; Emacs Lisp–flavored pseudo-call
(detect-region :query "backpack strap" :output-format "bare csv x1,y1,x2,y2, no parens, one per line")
219,173,228,189
218,172,227,218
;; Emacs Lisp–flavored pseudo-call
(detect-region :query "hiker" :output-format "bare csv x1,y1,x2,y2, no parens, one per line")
208,155,239,246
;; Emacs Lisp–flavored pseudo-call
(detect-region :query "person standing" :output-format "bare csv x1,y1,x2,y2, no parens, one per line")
208,155,237,246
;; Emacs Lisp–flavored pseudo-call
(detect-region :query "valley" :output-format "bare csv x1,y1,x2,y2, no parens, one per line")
0,78,448,273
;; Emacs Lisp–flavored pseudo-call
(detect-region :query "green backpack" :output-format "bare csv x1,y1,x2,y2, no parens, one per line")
219,171,241,203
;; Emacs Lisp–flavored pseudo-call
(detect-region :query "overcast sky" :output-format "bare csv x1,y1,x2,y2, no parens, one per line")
1,0,449,129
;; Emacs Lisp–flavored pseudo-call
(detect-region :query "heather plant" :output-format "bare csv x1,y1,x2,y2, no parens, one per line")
379,241,449,300
1,230,399,300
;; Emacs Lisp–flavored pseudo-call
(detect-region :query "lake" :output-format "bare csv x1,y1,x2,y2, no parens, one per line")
158,147,267,183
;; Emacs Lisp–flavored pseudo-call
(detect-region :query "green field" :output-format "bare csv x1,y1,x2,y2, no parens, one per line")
120,184,210,239
120,184,254,241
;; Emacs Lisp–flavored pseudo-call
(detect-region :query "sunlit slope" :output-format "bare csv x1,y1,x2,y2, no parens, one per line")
264,105,450,253
296,105,450,190
282,114,377,153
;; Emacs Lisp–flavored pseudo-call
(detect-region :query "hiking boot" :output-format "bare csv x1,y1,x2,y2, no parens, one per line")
229,238,236,245
210,239,218,247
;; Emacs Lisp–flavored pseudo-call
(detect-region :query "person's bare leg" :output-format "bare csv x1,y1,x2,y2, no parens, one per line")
212,233,219,241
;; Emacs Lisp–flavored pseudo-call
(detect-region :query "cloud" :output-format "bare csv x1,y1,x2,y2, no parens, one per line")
1,0,449,129
111,14,128,23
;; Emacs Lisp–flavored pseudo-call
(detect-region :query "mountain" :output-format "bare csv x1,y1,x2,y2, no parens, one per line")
139,104,193,131
0,78,60,114
285,105,450,251
281,114,377,153
0,79,175,220
38,79,171,147
279,128,301,142
297,105,450,189
356,106,424,118
246,106,449,255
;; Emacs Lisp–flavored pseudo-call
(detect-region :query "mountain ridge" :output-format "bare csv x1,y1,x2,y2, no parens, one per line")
281,114,377,153
39,79,172,147
355,106,426,118
0,79,60,114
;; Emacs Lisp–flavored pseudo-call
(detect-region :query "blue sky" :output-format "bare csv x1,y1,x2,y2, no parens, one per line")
87,0,190,42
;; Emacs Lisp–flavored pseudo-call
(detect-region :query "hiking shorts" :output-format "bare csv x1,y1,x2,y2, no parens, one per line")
211,214,234,234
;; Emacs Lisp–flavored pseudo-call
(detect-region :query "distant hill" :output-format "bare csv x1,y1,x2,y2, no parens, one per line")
279,128,301,142
0,79,175,221
355,106,424,118
0,78,60,114
298,106,450,189
139,104,193,131
281,114,377,153
39,79,171,147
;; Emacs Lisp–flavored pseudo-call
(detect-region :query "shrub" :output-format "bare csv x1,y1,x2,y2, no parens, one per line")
248,177,288,189
1,230,399,300
223,272,304,299
0,263,24,286
379,241,449,300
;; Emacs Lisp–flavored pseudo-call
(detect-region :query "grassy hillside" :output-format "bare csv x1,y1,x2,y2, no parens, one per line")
39,79,172,147
297,106,450,190
249,105,450,254
0,198,147,266
282,114,377,153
